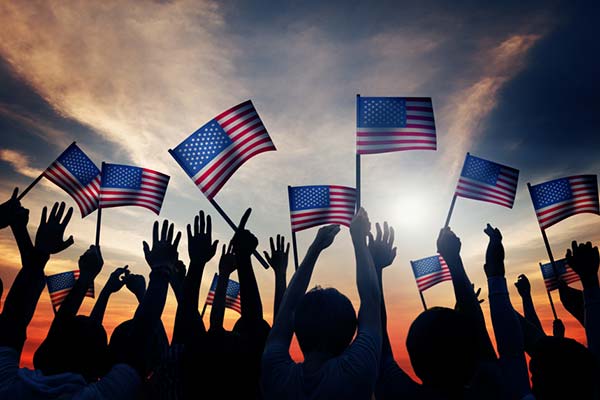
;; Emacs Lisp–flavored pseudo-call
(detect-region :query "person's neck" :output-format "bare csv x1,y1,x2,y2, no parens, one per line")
302,351,335,374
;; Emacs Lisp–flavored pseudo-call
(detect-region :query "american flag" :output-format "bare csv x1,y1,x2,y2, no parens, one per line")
99,163,169,215
288,185,356,232
455,154,519,209
204,273,242,314
410,255,452,291
170,100,276,199
42,143,101,217
529,175,599,230
540,258,581,291
356,96,436,154
46,270,94,310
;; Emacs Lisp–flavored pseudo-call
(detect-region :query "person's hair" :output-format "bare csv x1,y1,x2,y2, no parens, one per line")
34,315,108,382
294,287,357,356
530,336,598,400
108,319,168,371
406,307,479,392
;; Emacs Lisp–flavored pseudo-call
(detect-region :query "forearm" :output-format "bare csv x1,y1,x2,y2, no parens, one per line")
559,286,585,326
209,272,231,331
353,236,381,334
134,270,169,329
583,285,600,360
56,273,96,320
273,273,286,319
521,294,543,332
237,255,263,321
89,289,112,324
184,261,206,312
516,312,546,356
173,263,206,344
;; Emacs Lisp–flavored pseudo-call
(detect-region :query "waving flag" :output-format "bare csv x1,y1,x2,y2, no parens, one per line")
46,270,94,310
204,273,242,314
455,154,519,209
99,163,169,215
529,175,599,230
288,185,356,232
540,259,581,291
42,143,101,217
410,255,452,291
170,100,276,199
356,96,436,154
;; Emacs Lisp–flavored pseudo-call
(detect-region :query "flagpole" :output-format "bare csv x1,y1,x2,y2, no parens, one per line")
95,208,102,247
288,186,299,270
355,94,361,211
419,290,428,311
527,183,560,276
540,263,559,319
444,152,469,228
207,197,270,269
200,299,209,319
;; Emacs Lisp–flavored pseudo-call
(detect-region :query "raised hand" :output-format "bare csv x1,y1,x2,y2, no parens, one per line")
104,266,129,293
264,234,290,277
0,188,23,229
125,273,146,302
350,207,371,241
436,227,461,263
312,224,341,252
566,241,599,289
367,221,397,270
187,211,218,265
143,220,181,271
34,202,74,255
78,245,104,279
553,318,565,338
219,243,236,276
483,223,505,278
231,208,258,259
515,274,532,298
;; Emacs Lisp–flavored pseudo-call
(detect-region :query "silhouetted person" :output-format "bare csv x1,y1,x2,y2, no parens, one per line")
262,208,382,400
557,280,585,326
263,234,290,318
514,274,544,332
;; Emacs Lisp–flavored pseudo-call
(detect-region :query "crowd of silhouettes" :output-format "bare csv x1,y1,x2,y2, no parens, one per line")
0,188,598,399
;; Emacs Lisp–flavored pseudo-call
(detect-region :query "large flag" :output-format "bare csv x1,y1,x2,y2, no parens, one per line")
170,100,276,199
204,274,242,314
455,154,519,209
540,258,581,291
42,143,101,217
288,185,356,232
99,163,169,215
356,96,436,154
529,175,599,230
410,255,452,291
46,270,94,310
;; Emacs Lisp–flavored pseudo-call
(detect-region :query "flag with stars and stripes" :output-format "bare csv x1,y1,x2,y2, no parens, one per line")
99,163,169,215
529,175,599,230
455,154,519,209
410,255,452,292
356,96,436,154
540,258,581,291
42,143,101,217
288,185,356,232
169,100,276,199
204,273,242,314
46,270,94,310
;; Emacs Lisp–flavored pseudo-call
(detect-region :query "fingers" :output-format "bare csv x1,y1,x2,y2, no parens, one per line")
194,214,199,235
206,215,212,241
227,242,233,254
367,233,374,246
285,242,290,256
187,224,192,241
173,231,182,249
11,187,18,200
263,251,272,264
222,244,226,256
270,237,276,254
571,240,578,254
389,226,395,246
152,221,159,245
40,206,48,225
58,235,75,252
167,222,174,242
238,208,252,230
199,210,205,234
375,222,382,241
50,202,59,220
161,220,169,241
61,207,73,227
143,241,150,257
383,222,389,243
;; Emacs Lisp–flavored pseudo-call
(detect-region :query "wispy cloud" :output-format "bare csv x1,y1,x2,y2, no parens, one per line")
0,148,40,178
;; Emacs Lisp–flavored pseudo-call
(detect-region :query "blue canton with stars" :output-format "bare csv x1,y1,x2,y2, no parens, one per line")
57,144,100,186
540,259,569,279
46,271,77,293
172,119,233,177
412,255,443,278
357,97,407,128
209,274,240,297
530,178,573,210
289,186,330,211
460,155,501,185
101,164,142,189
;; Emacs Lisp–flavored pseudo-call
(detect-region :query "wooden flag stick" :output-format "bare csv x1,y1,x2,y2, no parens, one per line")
355,94,361,211
95,208,102,247
546,290,559,320
444,194,457,228
200,273,218,318
17,172,44,201
419,290,428,311
207,198,270,269
287,186,300,270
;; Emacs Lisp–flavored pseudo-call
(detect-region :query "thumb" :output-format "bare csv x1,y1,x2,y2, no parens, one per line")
56,236,75,252
143,241,150,257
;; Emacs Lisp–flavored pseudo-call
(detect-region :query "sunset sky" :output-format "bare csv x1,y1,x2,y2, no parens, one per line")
0,0,598,378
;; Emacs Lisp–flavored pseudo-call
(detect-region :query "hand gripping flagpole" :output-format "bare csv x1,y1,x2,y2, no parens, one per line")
528,182,560,320
355,94,361,211
287,186,300,271
444,152,469,228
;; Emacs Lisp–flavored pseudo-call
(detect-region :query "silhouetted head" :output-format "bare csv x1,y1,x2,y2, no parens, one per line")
530,336,598,399
34,315,108,382
407,307,479,393
294,287,357,357
108,319,168,371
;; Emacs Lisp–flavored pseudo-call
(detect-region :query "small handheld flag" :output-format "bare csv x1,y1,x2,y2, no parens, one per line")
540,258,580,291
169,100,276,199
203,273,242,315
20,142,101,217
288,185,356,232
46,270,94,311
528,175,599,230
99,163,169,215
410,255,452,292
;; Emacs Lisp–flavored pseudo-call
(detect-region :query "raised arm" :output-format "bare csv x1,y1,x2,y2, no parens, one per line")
266,224,340,348
90,266,129,324
514,274,544,332
557,281,585,326
210,244,236,331
484,224,531,399
263,235,290,319
566,240,600,360
124,273,146,304
437,227,497,361
172,211,217,344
